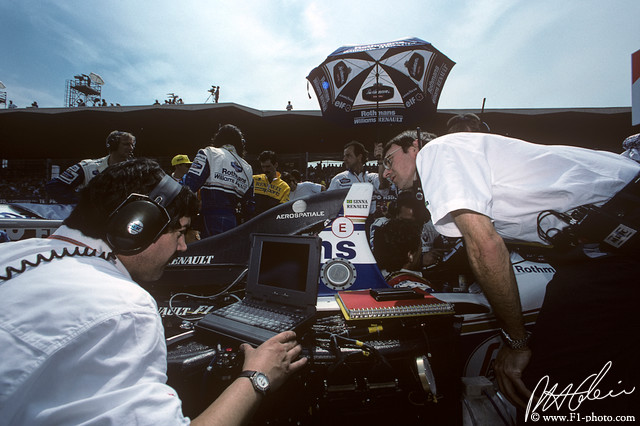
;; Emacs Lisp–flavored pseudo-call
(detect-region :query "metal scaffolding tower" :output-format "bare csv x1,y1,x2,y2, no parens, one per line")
64,74,102,107
0,81,6,108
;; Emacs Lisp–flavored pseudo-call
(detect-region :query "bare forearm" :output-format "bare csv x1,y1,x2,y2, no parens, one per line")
466,236,526,338
191,378,261,426
453,210,526,339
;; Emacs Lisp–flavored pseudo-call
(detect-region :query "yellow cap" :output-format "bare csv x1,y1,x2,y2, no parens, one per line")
171,154,192,166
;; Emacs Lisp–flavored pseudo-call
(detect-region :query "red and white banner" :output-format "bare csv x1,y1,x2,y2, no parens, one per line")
633,49,640,126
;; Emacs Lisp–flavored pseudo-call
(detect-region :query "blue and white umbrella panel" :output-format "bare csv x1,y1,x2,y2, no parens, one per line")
307,37,455,126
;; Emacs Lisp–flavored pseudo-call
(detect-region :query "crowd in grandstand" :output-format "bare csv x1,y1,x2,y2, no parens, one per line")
0,162,379,204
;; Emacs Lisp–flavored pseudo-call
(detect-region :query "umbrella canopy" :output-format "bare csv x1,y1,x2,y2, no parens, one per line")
307,37,455,126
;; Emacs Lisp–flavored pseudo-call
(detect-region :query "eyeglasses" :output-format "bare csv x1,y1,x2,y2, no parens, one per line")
382,147,402,170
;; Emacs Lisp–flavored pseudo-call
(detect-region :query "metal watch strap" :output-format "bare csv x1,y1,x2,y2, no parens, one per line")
500,329,531,350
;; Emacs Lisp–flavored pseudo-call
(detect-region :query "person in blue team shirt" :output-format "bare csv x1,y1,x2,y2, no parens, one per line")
46,130,136,203
183,124,254,236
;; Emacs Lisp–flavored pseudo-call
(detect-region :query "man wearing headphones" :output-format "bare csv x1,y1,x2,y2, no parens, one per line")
184,124,254,237
445,112,490,133
0,158,306,425
45,130,136,203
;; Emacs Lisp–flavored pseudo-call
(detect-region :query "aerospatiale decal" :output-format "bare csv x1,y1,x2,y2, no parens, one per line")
276,211,325,220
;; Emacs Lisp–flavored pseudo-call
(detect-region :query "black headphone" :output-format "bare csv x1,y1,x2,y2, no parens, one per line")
106,174,183,255
106,131,135,151
106,131,123,151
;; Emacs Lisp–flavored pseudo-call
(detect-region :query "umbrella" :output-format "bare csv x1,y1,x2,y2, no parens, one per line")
307,37,455,127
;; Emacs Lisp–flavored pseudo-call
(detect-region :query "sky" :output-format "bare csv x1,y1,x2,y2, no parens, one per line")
1,0,639,112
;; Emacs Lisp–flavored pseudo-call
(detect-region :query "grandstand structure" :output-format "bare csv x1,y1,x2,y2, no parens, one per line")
0,103,635,202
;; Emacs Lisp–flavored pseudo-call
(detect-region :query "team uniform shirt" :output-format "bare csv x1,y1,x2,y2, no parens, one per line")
185,145,253,210
416,133,640,243
45,155,111,203
290,181,323,201
252,172,290,214
328,170,380,214
0,226,189,425
371,184,398,217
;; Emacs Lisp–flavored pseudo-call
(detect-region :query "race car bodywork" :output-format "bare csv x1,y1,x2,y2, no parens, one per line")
0,184,554,422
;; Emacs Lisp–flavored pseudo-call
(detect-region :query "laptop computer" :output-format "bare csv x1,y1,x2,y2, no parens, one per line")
196,233,321,346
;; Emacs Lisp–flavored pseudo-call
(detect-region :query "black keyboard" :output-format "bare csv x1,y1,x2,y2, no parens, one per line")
196,301,311,346
215,302,304,333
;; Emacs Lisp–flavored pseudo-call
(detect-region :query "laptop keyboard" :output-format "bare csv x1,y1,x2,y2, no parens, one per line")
214,301,305,333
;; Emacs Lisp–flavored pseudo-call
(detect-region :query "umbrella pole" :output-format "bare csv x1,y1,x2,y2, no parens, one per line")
376,62,380,146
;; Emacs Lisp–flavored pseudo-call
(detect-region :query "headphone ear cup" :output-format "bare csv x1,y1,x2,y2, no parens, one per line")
106,198,171,255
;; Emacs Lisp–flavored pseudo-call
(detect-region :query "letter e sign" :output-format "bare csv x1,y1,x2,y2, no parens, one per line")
331,217,354,238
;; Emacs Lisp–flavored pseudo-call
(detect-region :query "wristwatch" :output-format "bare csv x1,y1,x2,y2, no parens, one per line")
499,329,531,350
238,370,270,395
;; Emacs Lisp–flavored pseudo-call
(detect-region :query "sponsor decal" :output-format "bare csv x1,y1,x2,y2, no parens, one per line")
333,61,351,88
58,166,81,184
158,305,216,317
322,239,357,260
189,155,206,176
513,264,556,274
169,255,216,266
2,227,56,240
353,109,404,124
345,199,369,209
313,77,330,111
214,167,248,186
362,83,394,102
405,52,425,80
126,220,144,235
331,217,354,238
276,211,325,220
230,161,244,173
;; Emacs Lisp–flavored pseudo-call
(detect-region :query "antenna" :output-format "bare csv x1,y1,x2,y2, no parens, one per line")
89,72,105,85
205,85,219,103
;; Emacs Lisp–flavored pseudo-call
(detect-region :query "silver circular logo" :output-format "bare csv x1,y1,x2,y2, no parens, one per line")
292,200,307,213
126,220,144,235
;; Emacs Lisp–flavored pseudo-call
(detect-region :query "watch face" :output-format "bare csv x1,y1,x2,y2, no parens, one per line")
254,373,270,391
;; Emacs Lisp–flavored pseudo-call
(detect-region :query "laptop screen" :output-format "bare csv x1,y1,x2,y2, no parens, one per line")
248,234,321,306
258,240,310,291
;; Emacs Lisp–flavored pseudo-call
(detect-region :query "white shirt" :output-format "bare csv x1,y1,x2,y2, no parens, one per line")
290,181,323,201
416,133,640,244
328,169,379,191
55,155,111,188
193,145,253,197
0,226,189,425
328,170,380,213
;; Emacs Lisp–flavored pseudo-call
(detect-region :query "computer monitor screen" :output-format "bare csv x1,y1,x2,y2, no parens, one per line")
258,240,310,292
248,234,321,305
